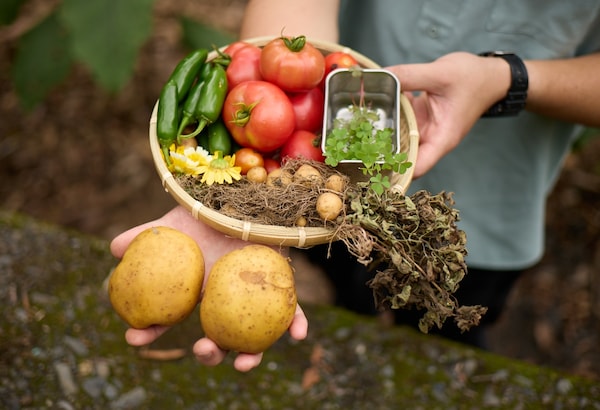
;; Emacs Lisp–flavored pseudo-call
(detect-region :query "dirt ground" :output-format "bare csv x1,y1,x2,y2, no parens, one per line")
1,0,599,380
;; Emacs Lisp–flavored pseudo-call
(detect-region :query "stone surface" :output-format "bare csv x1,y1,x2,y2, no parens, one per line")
1,210,599,409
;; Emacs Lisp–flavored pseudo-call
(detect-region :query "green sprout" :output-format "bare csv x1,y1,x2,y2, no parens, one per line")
324,104,411,195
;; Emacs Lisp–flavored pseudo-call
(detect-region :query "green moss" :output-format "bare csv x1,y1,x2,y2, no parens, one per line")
1,211,599,409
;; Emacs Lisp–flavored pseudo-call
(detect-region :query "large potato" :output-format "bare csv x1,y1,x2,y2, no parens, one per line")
109,226,205,329
200,245,296,353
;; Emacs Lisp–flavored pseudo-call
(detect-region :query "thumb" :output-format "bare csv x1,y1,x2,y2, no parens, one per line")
110,223,155,258
109,206,195,258
109,212,172,258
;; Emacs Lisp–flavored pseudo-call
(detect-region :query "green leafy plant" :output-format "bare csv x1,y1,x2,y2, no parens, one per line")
2,0,235,110
324,104,411,195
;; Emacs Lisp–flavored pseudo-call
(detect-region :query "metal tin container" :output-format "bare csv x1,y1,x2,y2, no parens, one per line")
321,68,401,181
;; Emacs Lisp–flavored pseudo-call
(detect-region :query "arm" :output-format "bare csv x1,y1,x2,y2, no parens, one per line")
389,51,600,177
239,0,340,42
526,52,600,127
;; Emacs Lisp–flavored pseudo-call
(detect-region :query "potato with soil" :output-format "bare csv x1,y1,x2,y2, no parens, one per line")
200,244,297,354
109,226,205,329
325,174,346,193
317,192,344,221
293,163,323,186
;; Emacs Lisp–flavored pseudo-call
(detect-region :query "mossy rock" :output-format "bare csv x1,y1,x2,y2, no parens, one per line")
1,210,599,409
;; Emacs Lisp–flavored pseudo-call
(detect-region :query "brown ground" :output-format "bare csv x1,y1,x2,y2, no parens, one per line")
1,0,599,379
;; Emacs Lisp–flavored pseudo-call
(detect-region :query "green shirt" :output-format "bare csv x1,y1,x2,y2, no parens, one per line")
339,0,600,269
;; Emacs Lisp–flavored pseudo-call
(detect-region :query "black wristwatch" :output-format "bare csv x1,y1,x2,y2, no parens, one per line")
478,51,528,117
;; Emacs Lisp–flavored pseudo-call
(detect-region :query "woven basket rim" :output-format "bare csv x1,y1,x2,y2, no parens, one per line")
148,36,419,247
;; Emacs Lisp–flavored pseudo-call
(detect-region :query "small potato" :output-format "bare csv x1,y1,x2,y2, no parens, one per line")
295,216,307,227
179,137,198,149
293,164,322,186
266,168,293,187
109,226,205,329
246,166,268,183
325,174,346,193
200,245,297,354
316,192,343,221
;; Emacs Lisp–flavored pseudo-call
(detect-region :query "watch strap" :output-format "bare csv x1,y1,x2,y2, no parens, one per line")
478,51,528,117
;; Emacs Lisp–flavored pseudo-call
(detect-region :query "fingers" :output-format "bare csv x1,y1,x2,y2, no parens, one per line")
389,56,488,178
233,352,264,372
412,139,438,178
191,303,308,371
127,325,269,372
231,303,306,371
193,338,264,373
125,325,170,346
109,206,188,258
193,338,228,367
289,303,309,341
109,219,167,259
389,62,443,94
110,223,152,258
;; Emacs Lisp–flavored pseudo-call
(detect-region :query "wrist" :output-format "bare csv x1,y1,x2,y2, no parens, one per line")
484,56,512,100
478,51,529,117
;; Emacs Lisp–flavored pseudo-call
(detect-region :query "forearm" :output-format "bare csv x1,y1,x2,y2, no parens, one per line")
525,52,600,127
239,0,340,42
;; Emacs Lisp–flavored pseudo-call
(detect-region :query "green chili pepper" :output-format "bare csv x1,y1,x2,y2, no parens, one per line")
197,131,209,151
179,63,228,139
197,64,228,125
177,80,204,139
156,80,179,165
177,63,212,140
207,118,233,155
166,48,208,102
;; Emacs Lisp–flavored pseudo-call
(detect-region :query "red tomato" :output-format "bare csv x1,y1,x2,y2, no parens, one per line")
222,81,296,153
320,51,360,88
280,130,325,162
224,42,263,90
288,87,324,133
260,36,325,92
234,147,264,175
223,41,251,57
263,157,281,174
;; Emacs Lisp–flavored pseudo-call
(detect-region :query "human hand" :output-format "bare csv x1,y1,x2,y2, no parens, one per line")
110,205,309,372
387,52,511,177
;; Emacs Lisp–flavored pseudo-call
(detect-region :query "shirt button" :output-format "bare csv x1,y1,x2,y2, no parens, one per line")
428,25,439,38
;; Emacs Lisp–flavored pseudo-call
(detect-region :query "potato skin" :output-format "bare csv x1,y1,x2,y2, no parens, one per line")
109,226,205,329
316,192,343,221
293,164,322,186
200,245,297,353
325,174,346,193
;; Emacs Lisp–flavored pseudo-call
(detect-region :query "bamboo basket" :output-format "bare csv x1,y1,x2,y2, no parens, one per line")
149,36,419,247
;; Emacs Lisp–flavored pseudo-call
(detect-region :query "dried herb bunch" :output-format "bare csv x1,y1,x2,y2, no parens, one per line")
176,154,484,333
336,188,487,333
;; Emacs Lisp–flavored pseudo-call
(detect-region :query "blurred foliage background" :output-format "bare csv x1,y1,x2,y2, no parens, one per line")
2,0,238,109
0,0,246,239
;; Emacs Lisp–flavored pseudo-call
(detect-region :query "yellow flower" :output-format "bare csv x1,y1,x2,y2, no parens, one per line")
197,152,242,185
167,144,211,176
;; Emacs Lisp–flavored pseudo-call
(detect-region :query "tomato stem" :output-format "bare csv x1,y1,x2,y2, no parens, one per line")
281,35,307,52
229,101,258,127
